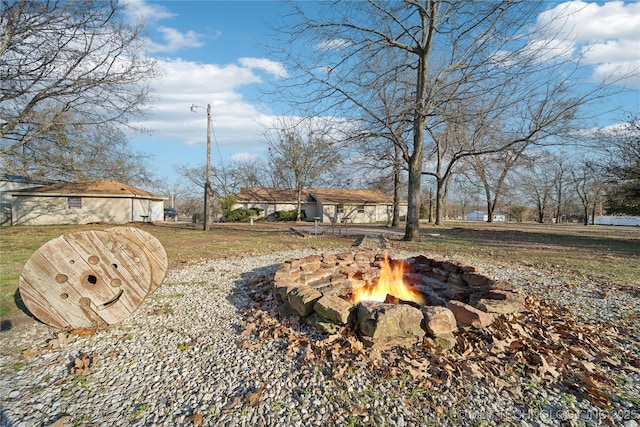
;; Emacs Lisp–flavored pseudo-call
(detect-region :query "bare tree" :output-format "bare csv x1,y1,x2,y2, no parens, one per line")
462,142,529,223
510,206,531,223
1,122,154,185
350,50,414,227
1,0,157,173
550,152,571,223
153,179,187,210
265,117,341,221
571,158,607,225
514,151,558,223
270,1,622,240
175,158,269,214
340,142,406,226
592,114,640,215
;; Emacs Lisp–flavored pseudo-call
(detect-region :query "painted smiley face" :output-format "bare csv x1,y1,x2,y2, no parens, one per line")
19,230,153,330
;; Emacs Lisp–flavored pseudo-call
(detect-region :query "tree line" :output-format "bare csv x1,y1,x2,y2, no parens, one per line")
2,1,637,233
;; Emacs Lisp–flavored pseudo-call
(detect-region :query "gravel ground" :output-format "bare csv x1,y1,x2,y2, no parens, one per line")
1,249,638,427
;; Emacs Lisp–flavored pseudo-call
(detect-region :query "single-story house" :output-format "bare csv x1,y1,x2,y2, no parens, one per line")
234,187,407,224
466,211,506,222
0,174,60,226
9,180,167,226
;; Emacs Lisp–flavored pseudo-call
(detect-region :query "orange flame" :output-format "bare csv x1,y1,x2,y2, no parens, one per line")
351,256,425,305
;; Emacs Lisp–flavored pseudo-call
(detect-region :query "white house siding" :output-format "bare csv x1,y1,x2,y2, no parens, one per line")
467,211,487,221
238,202,300,218
466,211,506,222
302,203,318,220
0,181,36,226
319,203,402,224
11,196,163,226
131,198,164,222
235,188,407,224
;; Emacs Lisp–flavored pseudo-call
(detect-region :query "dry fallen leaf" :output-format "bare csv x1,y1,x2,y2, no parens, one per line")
20,348,38,358
237,340,261,350
47,415,72,427
69,328,96,336
241,322,257,336
189,413,204,425
247,386,265,406
579,360,597,373
222,396,243,414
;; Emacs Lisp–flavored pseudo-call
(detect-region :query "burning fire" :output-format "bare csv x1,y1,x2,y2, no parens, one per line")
351,256,425,305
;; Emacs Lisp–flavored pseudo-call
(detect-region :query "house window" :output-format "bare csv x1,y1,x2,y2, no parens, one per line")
336,205,344,214
68,197,82,209
357,205,365,213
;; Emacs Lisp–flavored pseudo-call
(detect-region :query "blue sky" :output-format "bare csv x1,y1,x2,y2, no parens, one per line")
123,0,640,186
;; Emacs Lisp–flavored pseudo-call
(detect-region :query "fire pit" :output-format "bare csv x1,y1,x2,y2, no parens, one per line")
272,252,525,350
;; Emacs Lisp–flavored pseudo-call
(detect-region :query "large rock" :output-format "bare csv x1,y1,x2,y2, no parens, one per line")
314,295,354,325
304,313,341,334
485,289,516,300
273,263,291,280
462,272,494,290
421,306,458,336
447,300,494,328
272,280,294,302
427,332,457,350
476,298,524,314
288,286,322,316
357,302,425,350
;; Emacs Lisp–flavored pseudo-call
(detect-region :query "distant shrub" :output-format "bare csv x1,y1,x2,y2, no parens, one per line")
274,209,304,221
226,207,262,222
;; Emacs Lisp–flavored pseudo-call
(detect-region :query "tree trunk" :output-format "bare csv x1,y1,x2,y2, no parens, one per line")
537,200,544,223
434,178,445,226
404,153,423,240
428,187,433,224
296,187,303,222
403,49,428,241
555,184,563,223
392,145,401,227
487,202,494,223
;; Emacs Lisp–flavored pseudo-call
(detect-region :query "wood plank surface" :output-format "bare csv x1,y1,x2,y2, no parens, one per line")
19,230,152,329
106,226,168,294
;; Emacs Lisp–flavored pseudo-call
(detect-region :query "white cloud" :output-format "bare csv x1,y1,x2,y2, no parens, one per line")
591,61,640,88
146,27,203,53
315,38,352,51
123,0,206,54
538,1,640,42
122,0,175,22
132,58,282,152
581,38,640,65
238,57,289,79
230,152,261,162
536,1,640,88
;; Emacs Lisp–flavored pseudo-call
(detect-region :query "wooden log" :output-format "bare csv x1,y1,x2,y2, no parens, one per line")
19,230,152,330
106,226,168,294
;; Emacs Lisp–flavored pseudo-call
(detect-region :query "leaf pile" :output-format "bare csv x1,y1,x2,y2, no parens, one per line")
70,352,96,377
242,274,640,410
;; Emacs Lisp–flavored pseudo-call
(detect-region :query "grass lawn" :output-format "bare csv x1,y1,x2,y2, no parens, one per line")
1,220,638,327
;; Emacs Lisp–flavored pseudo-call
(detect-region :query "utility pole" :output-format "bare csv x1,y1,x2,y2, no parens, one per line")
191,103,212,231
205,104,211,231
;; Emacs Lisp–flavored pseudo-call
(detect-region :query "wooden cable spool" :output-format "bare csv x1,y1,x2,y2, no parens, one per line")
19,229,158,330
106,226,168,294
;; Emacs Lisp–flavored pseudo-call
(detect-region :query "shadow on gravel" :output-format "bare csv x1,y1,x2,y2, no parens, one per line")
225,262,282,330
226,260,325,343
0,406,14,427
